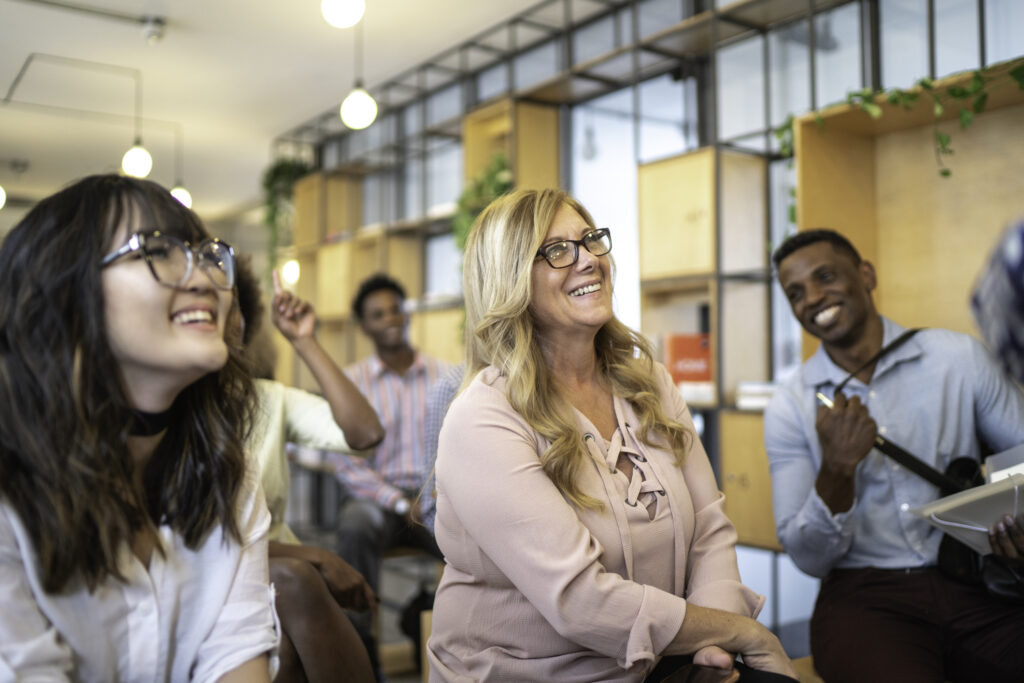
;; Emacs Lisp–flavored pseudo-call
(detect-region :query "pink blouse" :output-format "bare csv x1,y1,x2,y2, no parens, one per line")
427,363,762,682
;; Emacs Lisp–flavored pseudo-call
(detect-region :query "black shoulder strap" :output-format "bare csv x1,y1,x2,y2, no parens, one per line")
830,327,969,493
834,327,922,394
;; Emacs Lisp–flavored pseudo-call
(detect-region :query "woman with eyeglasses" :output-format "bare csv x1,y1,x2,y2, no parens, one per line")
427,189,797,682
0,175,278,682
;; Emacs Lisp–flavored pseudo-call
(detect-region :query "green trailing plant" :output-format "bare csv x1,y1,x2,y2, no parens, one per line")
261,157,311,268
452,150,513,252
772,57,1024,223
774,57,1024,178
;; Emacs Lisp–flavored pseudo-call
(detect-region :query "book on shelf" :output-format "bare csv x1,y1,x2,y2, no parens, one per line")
664,332,714,405
911,473,1024,555
735,381,778,411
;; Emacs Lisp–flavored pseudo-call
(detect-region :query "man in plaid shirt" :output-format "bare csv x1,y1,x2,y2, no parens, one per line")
334,273,451,676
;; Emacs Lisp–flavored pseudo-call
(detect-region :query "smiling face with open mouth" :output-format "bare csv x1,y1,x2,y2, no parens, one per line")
529,203,614,344
101,220,232,410
777,240,878,350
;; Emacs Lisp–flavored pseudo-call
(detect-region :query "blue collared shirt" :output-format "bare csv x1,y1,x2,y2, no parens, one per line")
764,316,1024,577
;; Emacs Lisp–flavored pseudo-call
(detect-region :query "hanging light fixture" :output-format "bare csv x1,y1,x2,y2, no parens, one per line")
122,140,152,178
281,259,301,285
0,184,6,211
340,19,377,130
321,0,365,29
170,125,192,208
170,185,192,208
121,73,151,177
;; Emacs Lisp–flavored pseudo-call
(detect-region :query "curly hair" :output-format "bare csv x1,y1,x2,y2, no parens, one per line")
352,273,406,321
462,188,692,509
0,174,254,593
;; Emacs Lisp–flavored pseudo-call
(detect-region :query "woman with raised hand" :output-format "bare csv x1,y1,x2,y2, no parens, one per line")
232,258,379,683
427,189,797,682
0,175,278,682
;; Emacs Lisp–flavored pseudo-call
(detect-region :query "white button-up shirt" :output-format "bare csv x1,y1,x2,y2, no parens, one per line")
0,465,279,682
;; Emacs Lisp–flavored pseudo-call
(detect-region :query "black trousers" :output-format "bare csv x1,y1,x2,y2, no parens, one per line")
335,492,442,679
811,566,1024,683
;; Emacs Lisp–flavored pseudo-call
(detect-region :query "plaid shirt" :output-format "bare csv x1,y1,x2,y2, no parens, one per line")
335,351,451,510
421,363,465,530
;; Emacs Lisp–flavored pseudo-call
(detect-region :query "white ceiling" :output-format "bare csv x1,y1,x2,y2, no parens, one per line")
0,0,535,234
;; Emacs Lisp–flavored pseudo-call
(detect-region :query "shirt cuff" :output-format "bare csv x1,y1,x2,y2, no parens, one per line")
377,487,406,511
808,486,857,532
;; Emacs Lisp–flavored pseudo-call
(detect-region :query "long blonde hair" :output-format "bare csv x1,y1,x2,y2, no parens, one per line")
462,189,692,508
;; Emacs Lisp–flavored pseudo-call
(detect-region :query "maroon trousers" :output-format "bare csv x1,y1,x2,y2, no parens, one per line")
811,567,1024,683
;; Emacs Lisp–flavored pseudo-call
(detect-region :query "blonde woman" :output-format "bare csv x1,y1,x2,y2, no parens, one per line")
426,189,797,682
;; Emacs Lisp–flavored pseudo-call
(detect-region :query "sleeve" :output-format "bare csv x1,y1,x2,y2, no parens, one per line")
654,366,764,618
968,336,1024,452
763,386,857,577
437,379,687,669
0,506,74,682
191,470,280,683
281,385,353,453
333,453,405,509
420,366,464,531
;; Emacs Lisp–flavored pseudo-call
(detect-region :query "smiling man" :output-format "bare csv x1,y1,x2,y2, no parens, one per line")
763,229,1024,682
333,273,451,677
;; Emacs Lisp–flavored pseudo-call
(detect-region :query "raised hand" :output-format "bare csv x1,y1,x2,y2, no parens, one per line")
271,269,316,342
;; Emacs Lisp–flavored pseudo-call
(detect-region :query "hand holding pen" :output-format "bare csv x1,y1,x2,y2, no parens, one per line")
815,391,877,478
816,391,963,492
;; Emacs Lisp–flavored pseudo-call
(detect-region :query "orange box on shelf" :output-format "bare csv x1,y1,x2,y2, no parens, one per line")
665,332,711,383
664,333,714,406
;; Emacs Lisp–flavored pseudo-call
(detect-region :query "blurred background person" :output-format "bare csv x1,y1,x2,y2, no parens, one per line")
333,273,451,678
233,260,383,683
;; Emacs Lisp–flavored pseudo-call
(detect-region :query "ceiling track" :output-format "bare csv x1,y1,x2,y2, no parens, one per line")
10,0,166,32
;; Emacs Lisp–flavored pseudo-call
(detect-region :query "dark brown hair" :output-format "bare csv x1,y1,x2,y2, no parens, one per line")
0,174,254,593
352,272,406,320
771,228,862,269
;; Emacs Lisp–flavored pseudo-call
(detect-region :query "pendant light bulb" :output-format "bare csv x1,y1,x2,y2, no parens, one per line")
171,185,193,209
281,259,301,285
0,184,6,211
340,84,377,130
321,0,365,28
122,140,153,178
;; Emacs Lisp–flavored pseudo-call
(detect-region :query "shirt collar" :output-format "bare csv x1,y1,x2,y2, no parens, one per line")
368,351,426,379
801,316,923,388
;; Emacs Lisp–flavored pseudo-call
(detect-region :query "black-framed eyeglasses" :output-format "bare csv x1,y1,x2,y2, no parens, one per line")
100,231,236,291
535,228,612,269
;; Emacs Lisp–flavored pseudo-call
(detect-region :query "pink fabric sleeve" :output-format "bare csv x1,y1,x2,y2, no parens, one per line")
655,364,764,619
436,375,687,668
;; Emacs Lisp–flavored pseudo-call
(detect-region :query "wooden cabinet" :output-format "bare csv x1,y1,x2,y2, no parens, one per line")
794,61,1024,355
638,147,769,407
718,410,780,551
292,172,362,246
637,146,772,544
639,149,716,280
463,98,560,190
410,307,464,366
316,241,352,320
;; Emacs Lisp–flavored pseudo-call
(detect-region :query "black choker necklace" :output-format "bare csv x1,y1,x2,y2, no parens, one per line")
130,408,173,436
